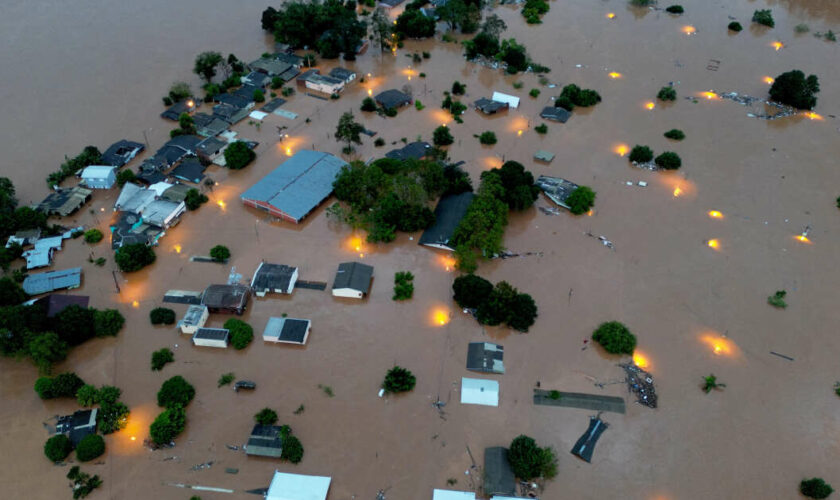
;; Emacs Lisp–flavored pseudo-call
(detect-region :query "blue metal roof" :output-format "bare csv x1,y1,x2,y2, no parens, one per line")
22,267,82,295
240,150,347,221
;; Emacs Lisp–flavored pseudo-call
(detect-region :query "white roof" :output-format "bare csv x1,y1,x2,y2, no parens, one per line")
249,110,269,121
491,92,520,109
80,165,116,179
34,236,63,251
460,377,499,407
433,490,476,500
266,471,331,500
148,182,174,197
492,497,535,500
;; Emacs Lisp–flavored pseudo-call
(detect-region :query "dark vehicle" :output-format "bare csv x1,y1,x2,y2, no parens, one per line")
234,380,256,392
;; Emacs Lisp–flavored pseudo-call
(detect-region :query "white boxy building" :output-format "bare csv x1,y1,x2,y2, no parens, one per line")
178,305,209,334
192,327,230,348
80,166,117,189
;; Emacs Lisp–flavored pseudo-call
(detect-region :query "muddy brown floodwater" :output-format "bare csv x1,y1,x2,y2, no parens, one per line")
2,0,840,499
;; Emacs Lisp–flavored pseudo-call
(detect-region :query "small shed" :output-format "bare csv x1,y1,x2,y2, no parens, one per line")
332,262,373,299
263,317,311,345
432,490,476,500
534,150,555,163
460,377,499,407
474,98,509,115
192,327,230,348
491,91,520,109
571,416,608,463
540,106,571,123
466,342,504,374
375,89,412,110
250,262,299,296
202,284,250,314
266,471,332,500
484,447,516,496
178,305,209,334
80,166,117,189
246,424,284,458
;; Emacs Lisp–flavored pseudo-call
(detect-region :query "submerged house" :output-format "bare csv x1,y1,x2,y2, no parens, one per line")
265,471,331,500
178,304,209,334
432,490,476,500
202,284,250,314
418,192,475,251
331,262,373,299
109,211,163,249
192,327,230,348
246,424,284,458
296,69,345,95
490,91,519,109
170,157,206,184
250,262,298,296
160,99,197,121
474,98,509,115
249,57,293,77
37,187,92,216
30,294,90,317
240,150,346,224
196,137,228,163
328,67,356,84
55,409,98,447
385,141,431,161
80,166,117,189
263,317,311,345
193,113,230,138
540,106,571,123
484,447,516,497
460,377,499,407
374,89,412,110
213,102,251,125
22,267,82,295
466,342,505,374
100,140,144,167
535,175,581,211
22,236,63,270
242,71,271,88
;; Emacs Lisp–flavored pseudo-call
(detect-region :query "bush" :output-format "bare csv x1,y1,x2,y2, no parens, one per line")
801,478,834,499
360,97,377,112
628,145,654,163
752,9,774,28
115,243,156,272
282,434,304,463
592,321,636,354
566,186,596,215
151,348,174,371
384,106,398,117
210,245,230,262
150,307,176,325
28,332,69,374
529,88,540,98
392,271,414,301
224,318,254,350
44,434,72,462
94,309,124,337
34,372,85,399
374,138,385,147
453,275,493,309
253,89,265,103
478,131,497,145
664,129,685,140
433,125,454,146
451,81,466,95
768,290,787,308
218,373,235,387
654,152,682,170
116,169,136,187
224,141,256,170
184,188,208,210
157,375,195,409
254,408,278,425
0,276,27,306
382,366,416,393
769,70,820,110
728,21,743,32
97,399,130,435
83,229,103,244
67,466,102,499
76,384,99,406
657,86,677,101
795,23,810,34
559,84,601,108
508,435,558,480
486,160,540,211
150,406,186,445
665,5,683,14
534,124,548,134
75,434,105,462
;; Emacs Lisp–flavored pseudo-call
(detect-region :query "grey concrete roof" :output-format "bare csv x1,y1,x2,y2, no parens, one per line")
535,175,580,209
251,262,297,292
540,106,571,123
264,317,310,344
418,192,475,250
375,89,412,109
240,150,346,222
22,267,82,295
484,447,516,496
249,58,292,76
474,98,509,114
179,305,208,327
202,284,250,311
466,342,505,374
332,262,373,293
142,199,183,227
194,328,230,341
246,424,284,458
385,141,431,161
328,67,356,82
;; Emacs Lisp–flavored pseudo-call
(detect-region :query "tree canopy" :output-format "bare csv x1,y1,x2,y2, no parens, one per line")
592,321,637,354
508,435,557,480
44,434,72,462
210,245,230,262
115,243,156,272
484,161,540,211
395,8,436,39
254,408,279,425
150,307,176,325
769,70,820,110
224,141,256,170
150,406,186,445
224,318,254,350
800,478,834,499
382,365,417,393
335,112,365,152
34,372,85,399
157,376,195,409
194,52,224,83
453,274,494,309
261,1,366,59
75,434,105,462
565,186,596,215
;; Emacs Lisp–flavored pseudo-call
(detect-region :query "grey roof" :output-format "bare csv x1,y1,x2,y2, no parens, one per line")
571,417,608,463
37,187,92,216
161,183,192,203
64,409,98,447
249,58,292,76
165,135,202,154
161,100,194,121
194,327,230,341
264,317,310,344
535,175,580,209
246,424,284,458
332,262,373,294
251,262,297,292
328,67,356,82
142,199,183,227
474,98,509,114
34,294,90,317
375,89,412,109
22,267,82,295
540,106,571,123
215,93,252,109
242,71,271,87
261,98,287,113
275,52,304,67
418,192,475,250
232,84,261,100
170,158,206,184
534,150,555,162
179,305,208,328
298,70,344,89
277,67,301,83
466,342,504,374
240,150,346,222
385,141,431,161
202,284,250,311
110,211,162,249
197,136,227,157
484,447,516,496
101,140,144,167
213,103,250,124
379,0,405,6
197,117,230,137
114,184,155,213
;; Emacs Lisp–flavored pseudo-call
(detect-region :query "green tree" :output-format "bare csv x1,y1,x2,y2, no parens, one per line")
628,145,654,163
508,435,558,480
44,434,73,462
149,307,176,325
392,271,415,301
151,348,174,371
178,112,196,135
801,478,834,499
83,229,103,244
566,186,596,215
592,321,636,354
150,406,186,445
168,81,192,101
75,434,105,462
508,292,538,332
194,51,224,83
360,97,377,112
702,374,726,393
115,243,156,272
97,399,130,434
395,8,436,39
486,161,540,210
370,8,392,52
752,9,774,28
335,112,365,153
52,304,95,345
224,318,254,350
94,309,124,337
116,169,136,187
433,125,454,146
76,384,99,406
497,38,529,72
654,152,682,170
478,131,497,145
254,408,278,425
769,70,820,110
383,365,416,393
0,277,26,306
657,86,677,101
664,129,685,140
184,188,208,210
209,245,230,262
666,5,684,14
157,375,195,409
282,434,304,463
224,141,256,170
453,274,493,309
28,332,69,373
728,21,743,32
476,281,518,326
253,89,265,103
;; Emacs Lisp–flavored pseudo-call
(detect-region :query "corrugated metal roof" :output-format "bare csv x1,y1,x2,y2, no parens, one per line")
80,166,116,179
240,150,346,222
22,267,82,295
432,490,476,500
460,377,499,407
332,262,373,293
266,472,331,500
419,192,475,250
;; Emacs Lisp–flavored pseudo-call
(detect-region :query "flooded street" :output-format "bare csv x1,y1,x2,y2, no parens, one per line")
2,0,840,498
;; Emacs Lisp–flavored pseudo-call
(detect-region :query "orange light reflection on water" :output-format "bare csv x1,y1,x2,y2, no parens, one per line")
707,239,720,250
682,25,696,35
771,41,784,51
699,333,737,357
432,308,450,326
632,351,650,370
644,101,655,110
708,210,723,219
614,143,629,156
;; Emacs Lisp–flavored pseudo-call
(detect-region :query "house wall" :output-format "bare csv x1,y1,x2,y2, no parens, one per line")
179,308,209,334
287,268,299,294
162,202,187,227
84,173,116,189
305,80,343,95
332,288,363,299
242,198,300,224
192,335,229,348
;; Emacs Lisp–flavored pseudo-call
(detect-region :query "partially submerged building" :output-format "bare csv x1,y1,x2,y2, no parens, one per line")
249,57,293,77
213,102,250,125
266,471,331,500
22,267,82,296
263,317,311,345
240,150,346,224
466,342,505,374
37,187,92,216
490,91,520,109
484,447,516,497
385,141,431,161
246,424,284,458
109,211,163,249
332,262,373,299
250,262,298,296
418,192,475,251
170,157,206,184
193,113,230,138
202,284,250,315
460,377,499,407
571,416,608,463
141,199,186,228
196,137,228,163
80,166,117,189
535,175,580,211
242,71,271,88
30,294,90,317
328,67,356,84
432,490,476,500
100,140,144,167
55,409,98,447
192,327,230,348
540,105,571,123
22,236,63,269
375,89,412,110
178,304,209,334
160,99,196,121
297,69,345,95
474,98,509,115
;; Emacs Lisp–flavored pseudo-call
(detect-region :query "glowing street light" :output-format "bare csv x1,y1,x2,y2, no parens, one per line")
682,25,696,35
632,351,650,369
645,101,655,110
614,144,629,156
608,72,622,79
701,91,719,100
673,186,682,197
771,41,784,51
708,210,723,219
217,200,226,210
707,239,720,249
432,309,450,326
763,76,775,84
606,12,615,19
132,300,140,308
173,244,182,254
803,112,823,121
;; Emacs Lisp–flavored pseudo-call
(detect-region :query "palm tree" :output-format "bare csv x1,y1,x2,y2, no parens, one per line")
702,374,726,393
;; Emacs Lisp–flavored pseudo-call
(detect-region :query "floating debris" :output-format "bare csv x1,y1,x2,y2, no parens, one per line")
717,91,799,120
190,461,213,471
620,363,657,408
